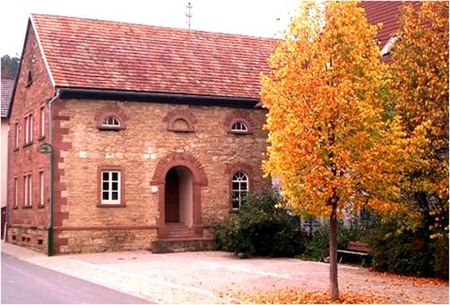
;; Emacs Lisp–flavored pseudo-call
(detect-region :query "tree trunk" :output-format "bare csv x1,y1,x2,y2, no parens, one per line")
329,203,339,300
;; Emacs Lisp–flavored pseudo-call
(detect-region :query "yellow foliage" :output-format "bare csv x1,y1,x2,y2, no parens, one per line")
390,2,449,231
261,1,405,218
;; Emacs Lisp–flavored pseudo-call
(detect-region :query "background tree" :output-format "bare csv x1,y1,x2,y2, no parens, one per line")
390,2,449,270
261,2,405,300
389,2,449,238
1,54,20,79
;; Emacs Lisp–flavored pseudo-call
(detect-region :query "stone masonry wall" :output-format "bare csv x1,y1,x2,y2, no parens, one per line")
55,98,271,253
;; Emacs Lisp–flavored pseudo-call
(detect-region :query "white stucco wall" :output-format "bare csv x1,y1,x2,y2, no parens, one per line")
1,119,8,207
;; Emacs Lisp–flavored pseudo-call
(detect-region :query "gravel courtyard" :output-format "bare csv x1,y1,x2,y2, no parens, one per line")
2,243,448,304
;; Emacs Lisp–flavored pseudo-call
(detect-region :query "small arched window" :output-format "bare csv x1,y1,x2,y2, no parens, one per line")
102,116,121,127
231,121,248,132
231,171,249,210
95,106,128,131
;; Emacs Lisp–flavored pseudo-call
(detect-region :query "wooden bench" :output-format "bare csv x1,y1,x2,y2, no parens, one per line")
337,241,371,266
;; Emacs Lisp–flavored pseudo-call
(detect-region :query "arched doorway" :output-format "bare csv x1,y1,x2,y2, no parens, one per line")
164,166,193,226
151,152,208,239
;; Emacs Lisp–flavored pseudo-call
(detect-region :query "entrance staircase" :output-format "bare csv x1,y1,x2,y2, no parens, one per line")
151,224,215,253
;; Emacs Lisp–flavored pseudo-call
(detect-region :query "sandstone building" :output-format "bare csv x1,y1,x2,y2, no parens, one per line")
7,14,274,254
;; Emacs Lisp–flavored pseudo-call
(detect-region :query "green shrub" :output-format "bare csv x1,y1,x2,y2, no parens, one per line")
368,219,449,278
300,219,360,262
213,190,306,257
431,235,449,279
369,223,433,276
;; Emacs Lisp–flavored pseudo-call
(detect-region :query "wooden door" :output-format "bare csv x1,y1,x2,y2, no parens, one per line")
165,169,180,223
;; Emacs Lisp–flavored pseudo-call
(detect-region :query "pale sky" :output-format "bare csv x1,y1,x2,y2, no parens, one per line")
0,0,300,57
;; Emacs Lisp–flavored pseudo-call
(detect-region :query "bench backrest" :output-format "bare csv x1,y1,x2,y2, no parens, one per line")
347,241,371,253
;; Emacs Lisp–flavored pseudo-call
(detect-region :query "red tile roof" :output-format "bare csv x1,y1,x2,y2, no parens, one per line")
360,1,406,48
31,14,276,100
1,79,14,118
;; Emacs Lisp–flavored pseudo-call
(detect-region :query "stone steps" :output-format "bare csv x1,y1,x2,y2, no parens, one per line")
151,238,215,254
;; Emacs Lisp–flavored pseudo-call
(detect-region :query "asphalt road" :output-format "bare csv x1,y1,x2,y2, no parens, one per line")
1,253,151,304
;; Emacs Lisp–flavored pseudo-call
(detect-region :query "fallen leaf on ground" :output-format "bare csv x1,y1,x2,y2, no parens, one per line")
230,289,389,304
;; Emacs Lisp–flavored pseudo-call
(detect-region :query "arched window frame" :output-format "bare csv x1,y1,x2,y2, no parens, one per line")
95,107,127,131
231,171,249,211
101,115,121,128
224,110,254,135
230,120,249,133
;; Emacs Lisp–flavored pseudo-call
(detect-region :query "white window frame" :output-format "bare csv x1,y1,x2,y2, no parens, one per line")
14,122,19,149
231,121,248,132
101,171,121,205
102,116,121,128
24,174,32,207
39,106,45,138
13,178,18,208
231,171,249,210
39,171,45,206
24,114,33,144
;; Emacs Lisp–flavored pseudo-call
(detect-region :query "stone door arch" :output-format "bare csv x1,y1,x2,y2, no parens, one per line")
151,152,208,238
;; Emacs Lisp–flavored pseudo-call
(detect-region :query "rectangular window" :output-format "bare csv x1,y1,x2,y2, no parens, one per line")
39,171,45,206
23,174,32,207
101,171,121,205
24,114,33,145
39,106,45,138
13,178,18,208
14,122,19,149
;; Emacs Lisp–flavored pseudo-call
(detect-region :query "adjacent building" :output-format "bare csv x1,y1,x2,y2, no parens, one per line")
1,79,14,239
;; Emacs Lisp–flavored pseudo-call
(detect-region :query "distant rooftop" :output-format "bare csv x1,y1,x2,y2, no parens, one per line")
1,79,14,118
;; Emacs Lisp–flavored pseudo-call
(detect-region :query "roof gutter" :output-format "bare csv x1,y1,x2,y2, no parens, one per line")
58,88,262,109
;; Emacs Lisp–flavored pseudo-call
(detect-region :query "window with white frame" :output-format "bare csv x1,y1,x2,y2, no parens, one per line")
39,171,45,206
24,114,33,145
231,171,249,210
13,178,18,208
24,174,32,207
231,121,248,133
39,106,45,138
101,171,121,204
102,116,121,128
14,122,19,149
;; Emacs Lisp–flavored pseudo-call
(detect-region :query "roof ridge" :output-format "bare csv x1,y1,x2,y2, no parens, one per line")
30,13,277,42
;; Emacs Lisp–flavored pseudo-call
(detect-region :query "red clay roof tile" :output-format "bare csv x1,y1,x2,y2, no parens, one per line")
31,14,276,100
1,79,14,118
360,1,406,48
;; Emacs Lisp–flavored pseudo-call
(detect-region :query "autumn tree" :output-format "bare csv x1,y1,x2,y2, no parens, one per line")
389,2,449,239
261,2,405,300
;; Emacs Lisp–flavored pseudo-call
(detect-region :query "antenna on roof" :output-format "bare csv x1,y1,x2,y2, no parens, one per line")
186,2,193,30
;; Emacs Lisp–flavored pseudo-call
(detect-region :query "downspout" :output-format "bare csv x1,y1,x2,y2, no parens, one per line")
47,89,60,256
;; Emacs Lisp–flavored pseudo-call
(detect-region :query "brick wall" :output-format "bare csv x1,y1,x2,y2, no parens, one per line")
7,24,55,253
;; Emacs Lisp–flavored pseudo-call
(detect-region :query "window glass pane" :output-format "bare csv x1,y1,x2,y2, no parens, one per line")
102,182,109,191
231,121,248,131
112,192,118,200
103,116,120,126
102,172,109,181
112,172,119,181
231,171,249,210
102,192,109,200
112,182,118,191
